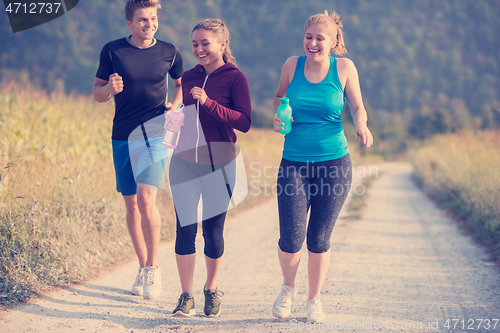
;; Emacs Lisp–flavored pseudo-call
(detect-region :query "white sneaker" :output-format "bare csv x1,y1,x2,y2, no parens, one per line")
306,297,325,322
143,266,162,299
272,284,296,318
131,267,144,296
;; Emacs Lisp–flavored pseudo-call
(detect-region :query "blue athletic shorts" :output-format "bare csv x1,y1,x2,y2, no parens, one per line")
112,137,169,196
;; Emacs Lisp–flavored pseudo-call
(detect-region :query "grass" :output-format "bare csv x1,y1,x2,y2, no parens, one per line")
411,130,500,261
0,81,137,308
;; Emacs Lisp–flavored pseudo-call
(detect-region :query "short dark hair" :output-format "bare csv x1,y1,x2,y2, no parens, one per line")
125,0,161,22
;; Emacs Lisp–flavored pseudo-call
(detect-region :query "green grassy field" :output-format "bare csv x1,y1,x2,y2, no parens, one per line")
411,130,500,260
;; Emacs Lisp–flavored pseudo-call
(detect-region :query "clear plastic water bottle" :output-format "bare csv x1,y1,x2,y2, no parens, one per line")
277,97,292,135
163,104,184,149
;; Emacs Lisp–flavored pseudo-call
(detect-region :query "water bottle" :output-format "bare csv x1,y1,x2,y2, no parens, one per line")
277,97,292,135
163,104,185,149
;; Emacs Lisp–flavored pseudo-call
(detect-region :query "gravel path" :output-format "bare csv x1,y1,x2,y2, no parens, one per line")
1,162,499,333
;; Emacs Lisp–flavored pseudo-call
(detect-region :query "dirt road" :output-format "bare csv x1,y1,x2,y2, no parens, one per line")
1,162,499,332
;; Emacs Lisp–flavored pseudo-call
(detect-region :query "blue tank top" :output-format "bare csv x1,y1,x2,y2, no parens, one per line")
283,56,349,162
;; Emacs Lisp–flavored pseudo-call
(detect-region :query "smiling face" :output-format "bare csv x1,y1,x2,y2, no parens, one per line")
191,29,227,73
126,7,158,47
304,23,336,61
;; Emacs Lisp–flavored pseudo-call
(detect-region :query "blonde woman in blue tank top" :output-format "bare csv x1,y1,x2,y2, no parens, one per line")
272,11,373,323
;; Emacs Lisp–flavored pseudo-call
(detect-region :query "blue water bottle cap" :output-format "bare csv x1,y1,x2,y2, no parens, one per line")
280,97,289,104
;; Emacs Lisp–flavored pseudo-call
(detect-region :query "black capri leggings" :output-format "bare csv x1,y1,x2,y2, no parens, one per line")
169,154,235,259
174,211,227,259
277,154,352,254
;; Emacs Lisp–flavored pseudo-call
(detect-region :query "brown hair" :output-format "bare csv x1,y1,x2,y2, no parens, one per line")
304,10,347,56
125,0,161,22
192,18,236,65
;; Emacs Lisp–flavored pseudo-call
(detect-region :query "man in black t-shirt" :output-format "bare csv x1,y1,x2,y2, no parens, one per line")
92,0,183,300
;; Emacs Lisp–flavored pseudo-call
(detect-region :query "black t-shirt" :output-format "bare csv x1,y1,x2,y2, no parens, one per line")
96,37,184,140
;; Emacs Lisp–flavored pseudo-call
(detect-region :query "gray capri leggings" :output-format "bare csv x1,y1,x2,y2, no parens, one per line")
277,154,352,253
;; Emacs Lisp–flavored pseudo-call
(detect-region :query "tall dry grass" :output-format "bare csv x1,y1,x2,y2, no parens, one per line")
411,130,500,259
0,81,137,307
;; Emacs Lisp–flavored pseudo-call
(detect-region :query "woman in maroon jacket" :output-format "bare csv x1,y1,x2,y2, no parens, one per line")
169,18,252,318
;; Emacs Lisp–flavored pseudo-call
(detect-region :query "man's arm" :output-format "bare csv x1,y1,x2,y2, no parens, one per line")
92,74,123,103
165,77,182,111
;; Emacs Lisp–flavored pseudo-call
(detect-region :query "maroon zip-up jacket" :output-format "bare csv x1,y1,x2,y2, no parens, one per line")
174,62,252,165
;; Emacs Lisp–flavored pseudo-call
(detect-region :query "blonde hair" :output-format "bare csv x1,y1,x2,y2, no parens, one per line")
304,10,347,56
125,0,161,22
192,19,236,65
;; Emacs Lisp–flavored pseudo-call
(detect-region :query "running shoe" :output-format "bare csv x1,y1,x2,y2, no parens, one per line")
143,266,162,299
204,287,224,317
306,297,325,322
272,283,296,318
131,267,144,296
173,292,196,318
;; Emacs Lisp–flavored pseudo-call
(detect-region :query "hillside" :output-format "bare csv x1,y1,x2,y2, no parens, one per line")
0,0,499,128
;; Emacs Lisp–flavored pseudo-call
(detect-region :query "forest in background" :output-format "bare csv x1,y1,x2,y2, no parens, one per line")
1,0,499,148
